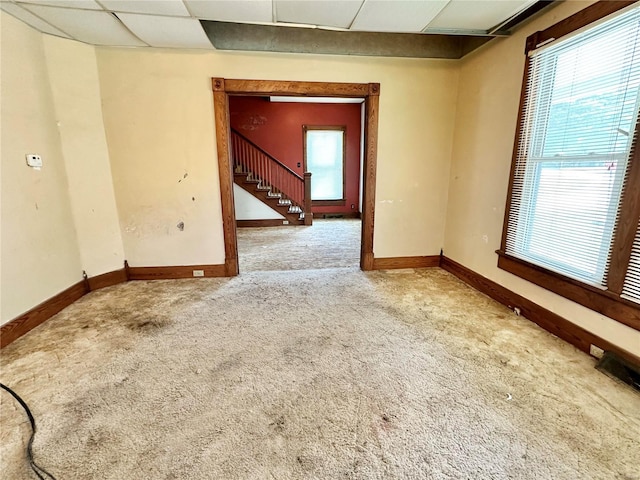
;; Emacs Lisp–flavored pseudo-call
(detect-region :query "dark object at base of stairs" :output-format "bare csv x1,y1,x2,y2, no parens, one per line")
596,351,640,393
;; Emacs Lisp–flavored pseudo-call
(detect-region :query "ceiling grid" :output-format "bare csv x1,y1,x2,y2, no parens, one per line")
0,0,553,57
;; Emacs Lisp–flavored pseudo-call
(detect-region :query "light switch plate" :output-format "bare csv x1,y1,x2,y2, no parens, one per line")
26,154,42,168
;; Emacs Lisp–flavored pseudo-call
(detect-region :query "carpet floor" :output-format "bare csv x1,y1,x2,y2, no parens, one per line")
237,219,361,272
1,225,638,479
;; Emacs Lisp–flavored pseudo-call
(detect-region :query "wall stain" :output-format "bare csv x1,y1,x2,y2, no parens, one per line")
177,221,185,231
240,114,267,131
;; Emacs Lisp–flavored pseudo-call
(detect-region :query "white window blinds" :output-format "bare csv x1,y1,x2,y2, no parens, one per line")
505,5,640,287
622,226,640,303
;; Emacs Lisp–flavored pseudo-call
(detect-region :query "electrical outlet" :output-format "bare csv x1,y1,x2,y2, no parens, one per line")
589,344,604,359
283,220,289,225
26,154,42,168
192,270,205,277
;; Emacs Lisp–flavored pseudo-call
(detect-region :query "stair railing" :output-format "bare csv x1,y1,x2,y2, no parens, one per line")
231,128,312,224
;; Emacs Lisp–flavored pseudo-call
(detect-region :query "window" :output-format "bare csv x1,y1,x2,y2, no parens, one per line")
623,228,640,302
303,126,346,203
499,1,640,331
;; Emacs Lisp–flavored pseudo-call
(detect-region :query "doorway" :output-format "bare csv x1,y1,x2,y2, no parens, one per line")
211,78,380,276
236,218,361,272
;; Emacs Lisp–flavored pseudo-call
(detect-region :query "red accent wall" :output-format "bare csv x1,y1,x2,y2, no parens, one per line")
229,96,361,215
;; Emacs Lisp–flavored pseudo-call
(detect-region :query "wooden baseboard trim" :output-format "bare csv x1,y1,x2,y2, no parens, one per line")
237,219,288,227
314,213,361,219
440,256,640,365
128,264,227,280
87,268,128,291
373,255,440,270
1,266,130,348
1,281,87,348
0,262,228,348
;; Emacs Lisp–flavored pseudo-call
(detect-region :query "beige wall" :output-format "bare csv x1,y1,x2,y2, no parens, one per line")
95,48,459,265
443,1,640,355
43,35,125,277
1,13,82,323
4,2,637,354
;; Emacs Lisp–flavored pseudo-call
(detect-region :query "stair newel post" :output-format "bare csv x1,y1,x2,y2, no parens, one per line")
304,172,313,226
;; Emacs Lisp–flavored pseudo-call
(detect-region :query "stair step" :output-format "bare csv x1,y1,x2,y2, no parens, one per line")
234,166,308,225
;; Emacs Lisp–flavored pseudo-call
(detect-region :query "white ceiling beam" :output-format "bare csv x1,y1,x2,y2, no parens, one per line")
270,96,364,103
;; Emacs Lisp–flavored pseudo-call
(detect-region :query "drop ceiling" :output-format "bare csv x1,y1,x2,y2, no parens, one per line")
0,0,555,58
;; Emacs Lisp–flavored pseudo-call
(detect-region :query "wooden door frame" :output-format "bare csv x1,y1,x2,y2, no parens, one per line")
212,78,380,275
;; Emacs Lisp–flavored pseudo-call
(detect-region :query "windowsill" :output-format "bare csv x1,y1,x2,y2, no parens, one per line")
312,200,346,206
496,250,640,332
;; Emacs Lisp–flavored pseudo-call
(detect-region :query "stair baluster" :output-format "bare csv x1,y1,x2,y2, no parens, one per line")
231,128,312,225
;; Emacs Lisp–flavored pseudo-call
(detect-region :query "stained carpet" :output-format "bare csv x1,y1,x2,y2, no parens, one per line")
1,224,638,479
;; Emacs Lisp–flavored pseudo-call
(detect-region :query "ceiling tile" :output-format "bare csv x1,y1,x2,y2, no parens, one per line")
351,0,449,32
184,0,272,23
21,4,147,45
427,0,536,31
16,0,102,10
0,2,71,37
100,0,191,16
275,0,364,29
117,13,213,48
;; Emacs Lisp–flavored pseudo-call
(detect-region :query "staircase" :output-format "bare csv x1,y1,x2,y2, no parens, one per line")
231,129,312,226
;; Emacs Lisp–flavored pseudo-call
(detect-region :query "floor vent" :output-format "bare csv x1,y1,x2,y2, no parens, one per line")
596,352,640,393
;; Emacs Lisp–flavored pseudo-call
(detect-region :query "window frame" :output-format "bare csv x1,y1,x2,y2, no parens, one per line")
497,0,640,332
302,125,347,206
